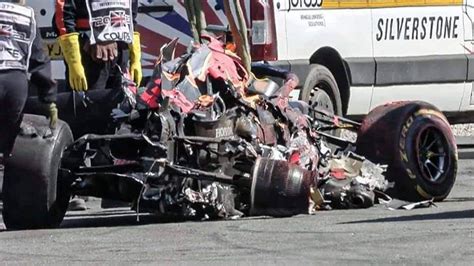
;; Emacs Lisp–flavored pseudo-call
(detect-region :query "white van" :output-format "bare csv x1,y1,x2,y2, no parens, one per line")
28,0,474,122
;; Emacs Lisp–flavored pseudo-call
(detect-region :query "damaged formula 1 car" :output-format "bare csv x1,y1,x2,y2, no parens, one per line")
1,36,458,230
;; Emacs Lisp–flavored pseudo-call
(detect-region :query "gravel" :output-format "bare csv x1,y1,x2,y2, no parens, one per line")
451,124,474,136
337,124,474,143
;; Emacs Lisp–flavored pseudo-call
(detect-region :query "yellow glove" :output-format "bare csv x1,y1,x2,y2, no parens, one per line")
58,33,88,91
48,103,58,129
129,32,142,86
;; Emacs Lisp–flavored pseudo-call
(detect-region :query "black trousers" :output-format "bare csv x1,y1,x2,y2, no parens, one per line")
0,70,28,156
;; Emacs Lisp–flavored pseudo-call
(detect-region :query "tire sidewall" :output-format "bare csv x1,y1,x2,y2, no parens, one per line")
398,109,457,201
46,124,73,227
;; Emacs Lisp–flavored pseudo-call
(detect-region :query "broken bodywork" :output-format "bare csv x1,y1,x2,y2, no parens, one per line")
59,36,404,218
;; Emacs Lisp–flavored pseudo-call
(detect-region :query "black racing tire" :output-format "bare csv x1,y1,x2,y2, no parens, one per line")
301,64,343,119
2,114,73,230
356,101,457,202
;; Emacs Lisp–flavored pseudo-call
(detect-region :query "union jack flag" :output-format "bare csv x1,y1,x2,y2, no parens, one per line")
110,10,130,27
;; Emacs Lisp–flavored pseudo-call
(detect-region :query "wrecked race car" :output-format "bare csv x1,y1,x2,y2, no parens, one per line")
1,36,458,230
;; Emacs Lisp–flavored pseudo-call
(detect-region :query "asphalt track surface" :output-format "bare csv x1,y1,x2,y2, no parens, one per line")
0,161,473,264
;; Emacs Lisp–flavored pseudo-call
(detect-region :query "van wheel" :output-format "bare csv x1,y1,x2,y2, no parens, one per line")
301,64,343,120
356,101,457,202
2,115,73,230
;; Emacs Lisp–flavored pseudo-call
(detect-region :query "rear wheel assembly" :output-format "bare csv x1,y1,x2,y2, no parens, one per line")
356,101,457,201
2,115,73,230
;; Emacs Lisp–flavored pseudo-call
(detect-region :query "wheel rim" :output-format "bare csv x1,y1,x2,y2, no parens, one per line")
308,84,335,115
416,125,450,184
